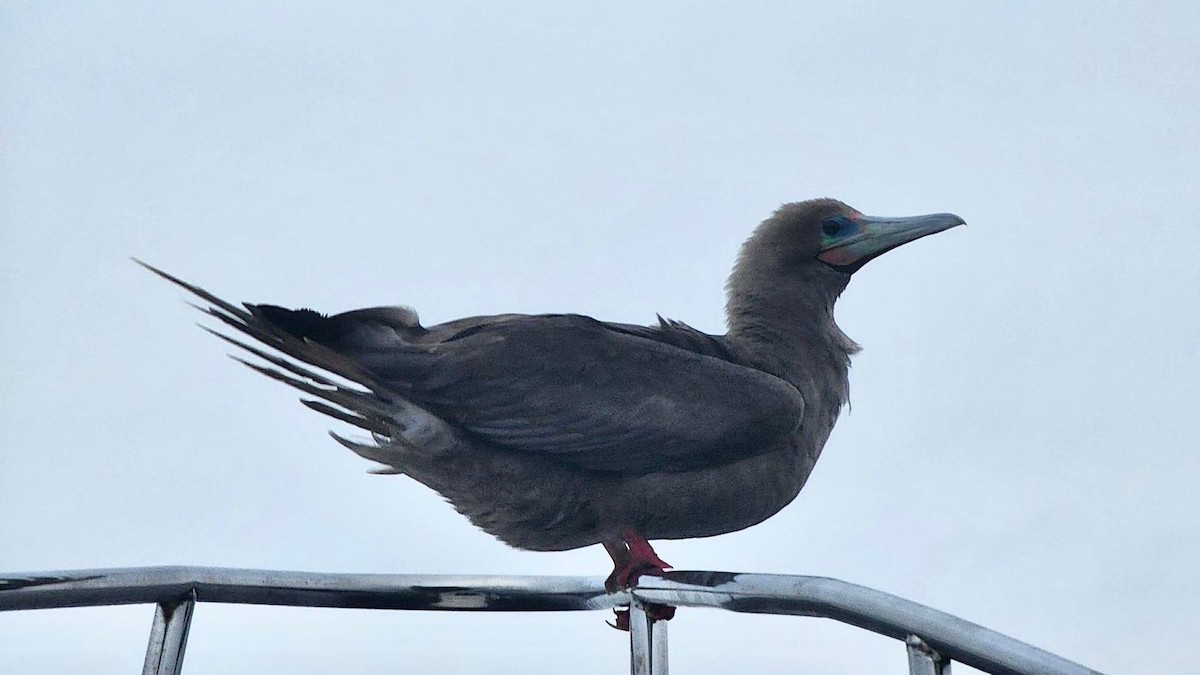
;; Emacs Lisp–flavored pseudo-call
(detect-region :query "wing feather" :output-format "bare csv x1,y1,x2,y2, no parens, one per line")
382,314,805,473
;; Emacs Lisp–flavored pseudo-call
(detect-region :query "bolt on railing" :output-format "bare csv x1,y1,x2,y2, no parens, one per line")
0,567,1102,675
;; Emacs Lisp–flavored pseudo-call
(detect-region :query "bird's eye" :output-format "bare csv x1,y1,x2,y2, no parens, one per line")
821,219,844,237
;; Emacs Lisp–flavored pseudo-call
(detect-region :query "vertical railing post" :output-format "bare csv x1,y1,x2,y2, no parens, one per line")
629,599,669,675
906,635,951,675
142,590,196,675
652,614,668,675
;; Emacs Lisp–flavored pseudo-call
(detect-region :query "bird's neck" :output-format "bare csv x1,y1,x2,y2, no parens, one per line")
724,264,858,397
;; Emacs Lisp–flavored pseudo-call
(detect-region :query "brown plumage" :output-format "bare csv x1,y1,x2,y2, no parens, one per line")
139,197,962,592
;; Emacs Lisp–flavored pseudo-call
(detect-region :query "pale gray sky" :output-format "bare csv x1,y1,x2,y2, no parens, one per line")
2,2,1198,673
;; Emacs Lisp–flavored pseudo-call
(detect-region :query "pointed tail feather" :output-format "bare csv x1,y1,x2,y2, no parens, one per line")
135,259,431,471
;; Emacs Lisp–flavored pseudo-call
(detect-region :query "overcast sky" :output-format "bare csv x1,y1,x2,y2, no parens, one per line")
2,2,1198,673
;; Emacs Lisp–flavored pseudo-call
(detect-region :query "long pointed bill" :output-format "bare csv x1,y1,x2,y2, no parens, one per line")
817,211,965,272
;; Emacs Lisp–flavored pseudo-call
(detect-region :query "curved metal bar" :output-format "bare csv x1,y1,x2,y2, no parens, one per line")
0,566,1103,675
636,571,1100,675
0,566,625,613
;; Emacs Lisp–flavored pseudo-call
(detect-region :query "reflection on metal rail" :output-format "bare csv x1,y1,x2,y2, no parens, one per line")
0,567,1101,675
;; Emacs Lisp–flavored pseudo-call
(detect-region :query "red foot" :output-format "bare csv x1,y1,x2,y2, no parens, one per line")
603,530,673,592
602,530,676,631
625,531,671,571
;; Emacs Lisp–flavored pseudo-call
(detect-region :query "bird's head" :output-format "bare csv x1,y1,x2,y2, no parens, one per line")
748,198,965,276
727,199,964,336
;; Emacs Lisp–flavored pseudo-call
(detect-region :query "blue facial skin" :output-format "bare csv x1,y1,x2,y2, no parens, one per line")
819,216,860,250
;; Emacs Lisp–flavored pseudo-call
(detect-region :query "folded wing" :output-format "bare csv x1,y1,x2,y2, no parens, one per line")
355,314,805,474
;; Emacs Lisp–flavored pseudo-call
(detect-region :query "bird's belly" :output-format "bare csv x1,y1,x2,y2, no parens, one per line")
398,432,829,552
605,441,821,541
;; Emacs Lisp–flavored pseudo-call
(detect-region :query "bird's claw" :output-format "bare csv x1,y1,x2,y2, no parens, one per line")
608,604,677,632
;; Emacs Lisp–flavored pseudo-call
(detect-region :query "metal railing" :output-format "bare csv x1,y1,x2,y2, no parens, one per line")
0,567,1102,675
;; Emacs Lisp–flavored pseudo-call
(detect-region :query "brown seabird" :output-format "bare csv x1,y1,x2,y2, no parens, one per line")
139,198,963,621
